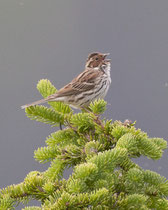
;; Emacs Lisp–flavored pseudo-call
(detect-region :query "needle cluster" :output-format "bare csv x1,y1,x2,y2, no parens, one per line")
0,79,167,210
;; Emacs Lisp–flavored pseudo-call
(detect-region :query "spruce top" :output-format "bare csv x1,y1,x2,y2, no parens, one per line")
0,79,167,210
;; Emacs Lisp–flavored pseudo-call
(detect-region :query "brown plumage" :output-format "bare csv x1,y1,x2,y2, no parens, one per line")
21,52,111,109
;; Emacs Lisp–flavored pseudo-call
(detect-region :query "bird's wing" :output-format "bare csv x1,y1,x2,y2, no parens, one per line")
48,69,102,99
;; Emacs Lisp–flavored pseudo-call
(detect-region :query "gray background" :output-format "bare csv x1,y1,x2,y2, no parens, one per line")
0,0,168,205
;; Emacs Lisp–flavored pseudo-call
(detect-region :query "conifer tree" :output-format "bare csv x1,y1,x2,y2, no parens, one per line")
0,79,168,209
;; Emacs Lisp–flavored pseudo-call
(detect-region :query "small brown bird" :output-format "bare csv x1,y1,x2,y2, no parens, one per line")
21,52,111,109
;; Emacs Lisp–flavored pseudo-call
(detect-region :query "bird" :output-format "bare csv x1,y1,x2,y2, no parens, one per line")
21,52,111,110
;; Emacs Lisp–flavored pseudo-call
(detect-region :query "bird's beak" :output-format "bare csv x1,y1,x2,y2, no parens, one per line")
103,53,111,62
105,59,111,62
103,53,110,59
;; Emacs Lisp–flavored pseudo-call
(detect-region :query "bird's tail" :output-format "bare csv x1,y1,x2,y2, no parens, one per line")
21,98,47,109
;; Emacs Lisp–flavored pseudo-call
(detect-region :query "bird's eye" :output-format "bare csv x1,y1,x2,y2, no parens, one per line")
95,57,99,60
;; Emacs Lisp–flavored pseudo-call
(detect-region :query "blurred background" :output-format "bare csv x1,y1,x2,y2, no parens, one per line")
0,0,168,201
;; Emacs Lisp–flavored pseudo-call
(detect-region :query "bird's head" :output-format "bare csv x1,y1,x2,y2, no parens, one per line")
85,52,110,69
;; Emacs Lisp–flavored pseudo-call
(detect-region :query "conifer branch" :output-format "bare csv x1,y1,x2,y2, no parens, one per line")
25,105,64,126
1,79,167,209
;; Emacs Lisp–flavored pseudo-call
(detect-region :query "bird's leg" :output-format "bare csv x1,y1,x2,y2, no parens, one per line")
81,107,91,113
81,106,104,129
59,123,63,130
94,115,105,129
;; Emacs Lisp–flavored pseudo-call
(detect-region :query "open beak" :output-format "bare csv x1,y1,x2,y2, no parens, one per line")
105,59,111,62
103,53,110,58
103,53,111,62
103,53,110,56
